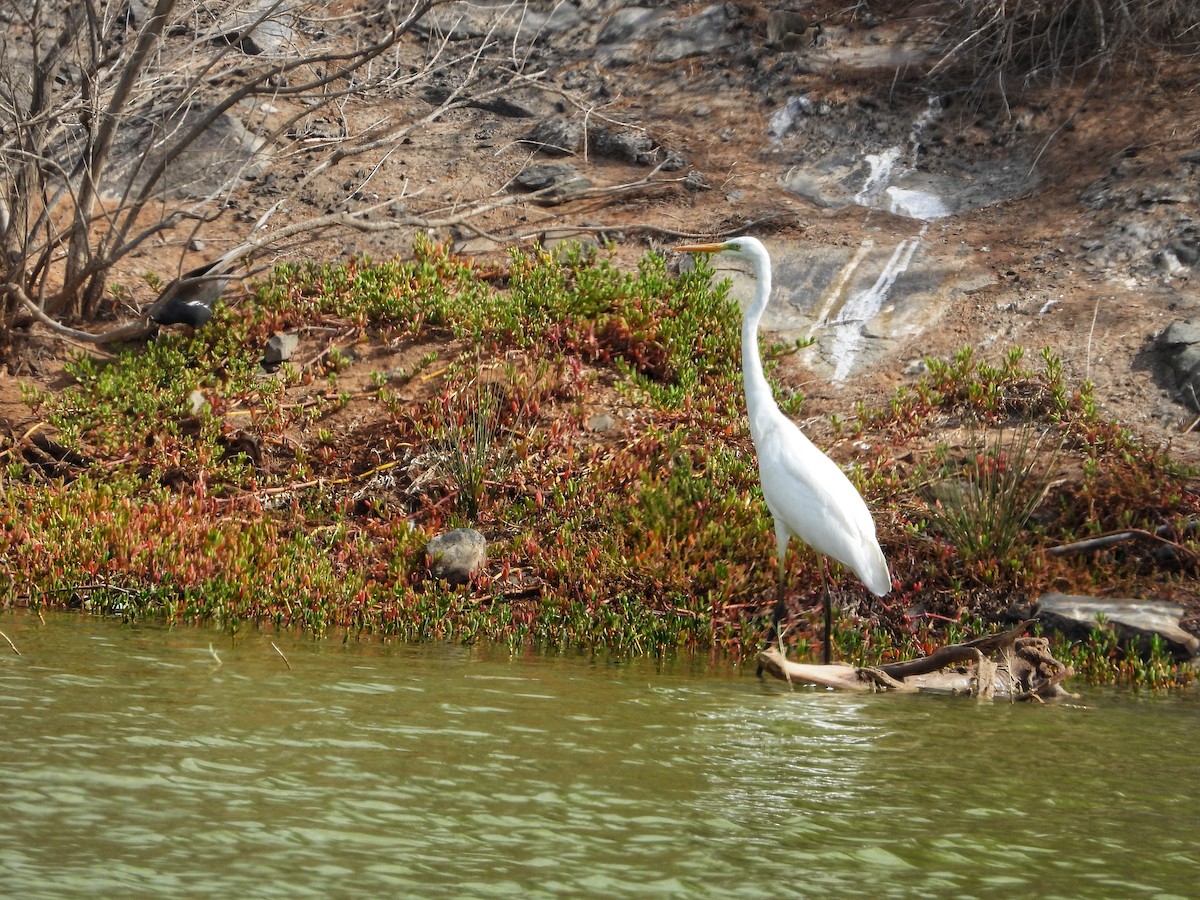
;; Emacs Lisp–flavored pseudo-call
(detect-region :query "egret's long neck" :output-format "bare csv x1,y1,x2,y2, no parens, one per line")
741,256,777,417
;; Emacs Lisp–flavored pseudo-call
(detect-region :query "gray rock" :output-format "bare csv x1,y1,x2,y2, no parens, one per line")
590,128,654,165
653,4,731,62
520,119,585,155
1170,344,1200,378
690,236,994,381
598,7,667,45
519,120,681,170
418,1,582,43
586,412,616,432
661,149,687,171
1168,239,1200,267
514,163,582,191
263,332,300,365
107,104,267,201
213,0,298,57
1156,247,1189,273
782,149,1038,219
426,528,487,584
768,96,814,139
1161,319,1200,348
1156,317,1200,401
1141,182,1192,204
1036,592,1200,660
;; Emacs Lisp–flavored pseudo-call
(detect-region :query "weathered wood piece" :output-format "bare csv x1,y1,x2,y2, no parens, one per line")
1036,592,1200,661
757,624,1074,701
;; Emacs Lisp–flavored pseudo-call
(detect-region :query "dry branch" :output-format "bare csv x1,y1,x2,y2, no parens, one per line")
757,623,1074,700
0,0,580,339
0,629,19,656
1046,522,1200,561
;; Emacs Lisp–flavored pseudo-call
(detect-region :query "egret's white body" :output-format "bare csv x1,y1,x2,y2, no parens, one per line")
676,236,890,662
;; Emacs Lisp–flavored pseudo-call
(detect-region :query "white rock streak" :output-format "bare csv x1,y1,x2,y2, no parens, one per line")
831,99,947,378
831,224,929,382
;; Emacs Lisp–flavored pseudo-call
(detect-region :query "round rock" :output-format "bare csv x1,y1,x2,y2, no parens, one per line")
426,528,487,584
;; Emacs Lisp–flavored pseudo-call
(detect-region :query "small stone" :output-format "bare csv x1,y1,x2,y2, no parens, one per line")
188,389,208,414
426,528,487,584
1160,318,1200,348
659,149,687,171
520,119,584,155
513,163,580,192
263,332,300,365
586,412,616,433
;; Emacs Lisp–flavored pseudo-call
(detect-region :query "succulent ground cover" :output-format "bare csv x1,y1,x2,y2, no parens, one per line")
3,240,1197,685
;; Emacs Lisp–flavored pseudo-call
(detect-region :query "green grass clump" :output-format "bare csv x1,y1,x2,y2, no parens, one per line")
253,238,741,409
924,425,1059,585
28,310,272,475
254,234,491,333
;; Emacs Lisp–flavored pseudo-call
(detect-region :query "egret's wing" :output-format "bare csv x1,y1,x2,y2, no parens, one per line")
755,412,890,594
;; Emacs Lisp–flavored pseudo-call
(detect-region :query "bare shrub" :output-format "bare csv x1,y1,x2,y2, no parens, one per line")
917,0,1200,105
0,1,680,347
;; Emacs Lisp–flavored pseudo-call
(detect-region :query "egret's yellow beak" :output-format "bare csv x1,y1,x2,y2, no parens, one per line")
673,242,727,253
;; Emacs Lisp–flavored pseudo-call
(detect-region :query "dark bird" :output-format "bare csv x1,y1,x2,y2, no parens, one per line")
148,260,234,328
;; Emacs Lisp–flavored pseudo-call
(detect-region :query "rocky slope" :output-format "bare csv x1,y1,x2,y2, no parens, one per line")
7,0,1200,447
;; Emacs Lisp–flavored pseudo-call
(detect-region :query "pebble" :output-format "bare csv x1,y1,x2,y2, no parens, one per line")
426,528,487,584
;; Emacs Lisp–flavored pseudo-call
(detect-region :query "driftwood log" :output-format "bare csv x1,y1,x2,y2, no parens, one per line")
756,623,1075,701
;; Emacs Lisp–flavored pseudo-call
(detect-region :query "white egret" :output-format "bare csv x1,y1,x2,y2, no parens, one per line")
675,236,890,664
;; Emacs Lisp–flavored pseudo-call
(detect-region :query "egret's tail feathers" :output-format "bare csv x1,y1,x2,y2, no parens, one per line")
860,543,892,597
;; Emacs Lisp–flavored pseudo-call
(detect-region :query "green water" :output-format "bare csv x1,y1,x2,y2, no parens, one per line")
0,613,1196,898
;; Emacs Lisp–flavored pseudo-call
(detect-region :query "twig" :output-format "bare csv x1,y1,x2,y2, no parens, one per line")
0,629,19,656
492,213,801,247
217,456,406,503
271,641,292,670
1046,523,1200,561
1185,382,1200,426
299,335,355,372
1085,295,1099,382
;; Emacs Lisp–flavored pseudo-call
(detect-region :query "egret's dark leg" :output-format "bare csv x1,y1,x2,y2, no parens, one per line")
821,557,833,665
757,544,790,680
773,549,788,635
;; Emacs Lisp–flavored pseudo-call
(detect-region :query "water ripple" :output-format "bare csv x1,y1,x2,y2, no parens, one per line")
1,614,1198,898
